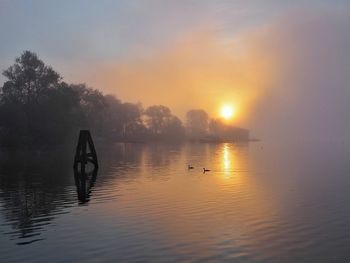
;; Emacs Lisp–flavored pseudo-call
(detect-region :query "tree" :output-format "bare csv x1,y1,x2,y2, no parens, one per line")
186,109,208,139
0,51,189,146
144,105,185,140
144,105,172,135
104,95,146,140
163,116,186,140
0,52,106,145
119,102,144,139
70,84,107,135
1,51,60,105
0,51,67,145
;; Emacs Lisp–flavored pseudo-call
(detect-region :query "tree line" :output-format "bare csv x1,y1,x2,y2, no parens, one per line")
0,51,248,147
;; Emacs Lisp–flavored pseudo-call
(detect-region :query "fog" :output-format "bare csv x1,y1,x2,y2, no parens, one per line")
1,2,350,141
70,9,350,141
250,10,350,141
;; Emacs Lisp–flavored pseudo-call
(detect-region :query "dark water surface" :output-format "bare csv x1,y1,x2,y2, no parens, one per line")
1,142,350,262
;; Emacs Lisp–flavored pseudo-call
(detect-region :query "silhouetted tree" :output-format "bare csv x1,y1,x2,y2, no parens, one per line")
0,51,195,146
103,95,124,137
70,83,107,135
0,51,77,145
1,51,60,105
186,109,208,139
163,115,186,140
119,102,145,139
104,95,147,140
144,105,172,135
35,82,82,144
208,118,220,138
144,105,185,140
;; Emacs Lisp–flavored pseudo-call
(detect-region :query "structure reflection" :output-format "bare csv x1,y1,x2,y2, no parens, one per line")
73,130,99,204
74,165,98,204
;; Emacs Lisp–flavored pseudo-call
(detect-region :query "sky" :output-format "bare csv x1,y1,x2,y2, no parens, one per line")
1,0,350,140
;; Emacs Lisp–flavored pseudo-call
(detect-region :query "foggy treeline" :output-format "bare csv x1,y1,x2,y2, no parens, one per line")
0,51,248,147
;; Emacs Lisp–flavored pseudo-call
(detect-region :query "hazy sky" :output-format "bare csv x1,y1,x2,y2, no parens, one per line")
1,0,350,140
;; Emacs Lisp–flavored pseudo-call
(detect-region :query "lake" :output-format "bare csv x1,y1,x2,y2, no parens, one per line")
1,142,350,262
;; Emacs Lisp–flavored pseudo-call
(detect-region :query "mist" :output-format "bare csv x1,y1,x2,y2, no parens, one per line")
250,10,350,141
2,2,350,261
68,9,350,141
1,2,349,141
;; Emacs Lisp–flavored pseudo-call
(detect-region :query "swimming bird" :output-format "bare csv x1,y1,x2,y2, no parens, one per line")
188,165,194,170
203,168,210,173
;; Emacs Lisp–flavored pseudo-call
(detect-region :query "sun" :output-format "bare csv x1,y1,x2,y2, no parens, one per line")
220,104,235,120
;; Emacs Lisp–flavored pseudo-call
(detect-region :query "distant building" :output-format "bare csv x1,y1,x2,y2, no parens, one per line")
208,119,249,142
218,126,249,141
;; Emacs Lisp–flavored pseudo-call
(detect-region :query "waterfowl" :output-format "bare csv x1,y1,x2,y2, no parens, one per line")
203,168,210,173
188,165,194,170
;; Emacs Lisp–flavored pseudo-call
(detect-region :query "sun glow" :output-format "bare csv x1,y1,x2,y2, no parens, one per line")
220,104,235,120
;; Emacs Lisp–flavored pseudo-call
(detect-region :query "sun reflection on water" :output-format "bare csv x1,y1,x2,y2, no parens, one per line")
91,143,280,262
222,143,233,178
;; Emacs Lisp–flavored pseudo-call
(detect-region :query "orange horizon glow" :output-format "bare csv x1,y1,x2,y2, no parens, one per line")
73,30,275,128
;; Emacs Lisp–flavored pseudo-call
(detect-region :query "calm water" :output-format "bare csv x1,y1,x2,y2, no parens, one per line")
1,142,350,262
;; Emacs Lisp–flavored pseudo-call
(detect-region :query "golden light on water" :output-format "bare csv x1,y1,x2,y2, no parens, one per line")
220,104,235,120
101,143,277,254
222,143,232,179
